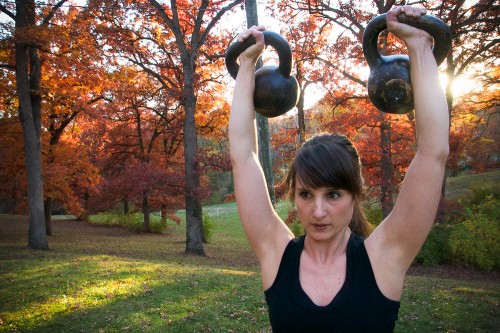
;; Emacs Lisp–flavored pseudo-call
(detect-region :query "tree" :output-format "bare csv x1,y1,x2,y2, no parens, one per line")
39,6,108,233
94,67,185,231
269,4,334,145
426,0,499,221
86,0,242,254
0,118,26,214
272,0,404,216
146,0,245,254
268,115,299,185
0,2,107,231
0,0,69,249
437,0,499,116
42,131,101,220
273,0,499,218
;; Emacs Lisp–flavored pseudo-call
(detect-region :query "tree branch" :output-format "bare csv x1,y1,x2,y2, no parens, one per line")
0,4,15,21
41,0,70,26
456,38,500,77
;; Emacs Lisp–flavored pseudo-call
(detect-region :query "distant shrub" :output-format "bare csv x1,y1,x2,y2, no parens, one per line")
449,196,500,271
207,192,224,205
415,224,452,266
439,199,465,224
90,213,122,226
289,223,305,238
285,208,304,237
414,180,499,270
463,182,500,206
203,212,215,243
449,213,499,271
148,215,167,234
284,207,298,225
364,206,383,226
120,213,143,231
464,194,500,221
90,212,167,234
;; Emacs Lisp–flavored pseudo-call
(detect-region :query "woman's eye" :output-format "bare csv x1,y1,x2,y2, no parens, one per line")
299,191,311,198
327,191,340,199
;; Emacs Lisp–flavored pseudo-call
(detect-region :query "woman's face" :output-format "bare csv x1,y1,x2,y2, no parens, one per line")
294,178,354,242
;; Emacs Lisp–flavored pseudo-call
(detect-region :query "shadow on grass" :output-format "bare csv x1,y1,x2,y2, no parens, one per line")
2,257,270,332
0,214,268,332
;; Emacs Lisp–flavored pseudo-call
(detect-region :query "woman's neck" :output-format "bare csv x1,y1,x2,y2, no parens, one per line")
303,228,351,265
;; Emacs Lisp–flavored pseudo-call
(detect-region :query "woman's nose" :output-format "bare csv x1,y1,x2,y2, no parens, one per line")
312,199,327,218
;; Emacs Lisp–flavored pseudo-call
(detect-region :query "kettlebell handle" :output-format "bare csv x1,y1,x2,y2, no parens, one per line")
363,13,452,68
225,30,293,79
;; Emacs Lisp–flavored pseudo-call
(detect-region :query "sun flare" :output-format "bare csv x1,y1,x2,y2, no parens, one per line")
440,74,481,97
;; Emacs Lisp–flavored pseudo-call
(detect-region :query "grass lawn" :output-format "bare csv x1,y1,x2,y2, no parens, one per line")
0,198,499,332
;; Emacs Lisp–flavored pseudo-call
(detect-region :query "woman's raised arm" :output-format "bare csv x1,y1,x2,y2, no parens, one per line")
366,5,450,299
228,26,293,288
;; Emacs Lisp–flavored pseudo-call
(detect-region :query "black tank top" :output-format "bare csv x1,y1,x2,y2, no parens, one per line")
264,233,400,332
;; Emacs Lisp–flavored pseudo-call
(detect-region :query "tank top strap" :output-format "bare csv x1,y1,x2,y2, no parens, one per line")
265,235,305,293
346,233,376,286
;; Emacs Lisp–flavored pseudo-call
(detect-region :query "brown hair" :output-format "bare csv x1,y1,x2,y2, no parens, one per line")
285,133,372,237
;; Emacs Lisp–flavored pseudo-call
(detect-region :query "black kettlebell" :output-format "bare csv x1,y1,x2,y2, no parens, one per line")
362,13,452,114
225,31,300,118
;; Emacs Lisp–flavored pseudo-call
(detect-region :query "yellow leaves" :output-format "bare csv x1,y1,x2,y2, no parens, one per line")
152,23,166,42
194,90,230,137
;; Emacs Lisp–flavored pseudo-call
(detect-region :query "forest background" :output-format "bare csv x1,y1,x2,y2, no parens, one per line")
0,0,498,261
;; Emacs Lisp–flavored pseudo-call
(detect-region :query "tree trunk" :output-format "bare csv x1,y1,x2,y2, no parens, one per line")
77,191,90,221
201,212,207,244
15,0,48,249
142,190,150,232
375,30,395,218
380,118,394,218
44,143,56,235
256,114,276,204
123,198,129,215
297,86,306,145
44,198,53,236
183,63,205,255
245,0,276,205
161,204,167,225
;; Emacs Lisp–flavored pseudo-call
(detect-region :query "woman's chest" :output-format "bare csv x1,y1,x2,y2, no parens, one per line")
299,254,347,306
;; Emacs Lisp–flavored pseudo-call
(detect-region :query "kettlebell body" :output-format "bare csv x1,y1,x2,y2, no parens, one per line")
367,54,412,114
225,31,300,118
363,13,452,114
254,65,299,117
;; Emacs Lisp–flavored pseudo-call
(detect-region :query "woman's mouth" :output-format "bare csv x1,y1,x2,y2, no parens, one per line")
311,223,328,230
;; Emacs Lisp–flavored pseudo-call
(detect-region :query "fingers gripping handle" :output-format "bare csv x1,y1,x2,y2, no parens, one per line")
225,31,293,80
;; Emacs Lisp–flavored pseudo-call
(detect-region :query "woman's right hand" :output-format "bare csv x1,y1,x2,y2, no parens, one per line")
386,5,433,47
236,25,266,67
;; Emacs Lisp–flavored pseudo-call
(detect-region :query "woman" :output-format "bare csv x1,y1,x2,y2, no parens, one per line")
228,5,449,332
